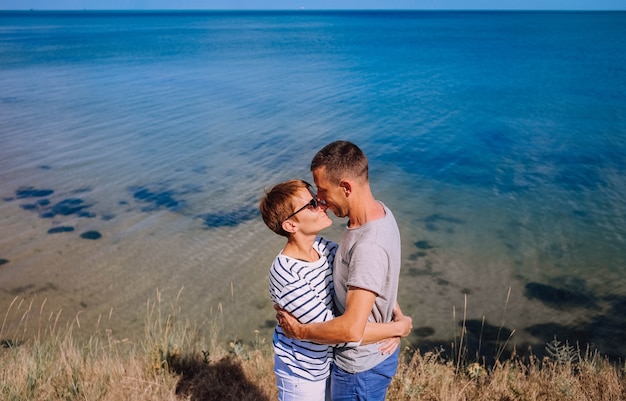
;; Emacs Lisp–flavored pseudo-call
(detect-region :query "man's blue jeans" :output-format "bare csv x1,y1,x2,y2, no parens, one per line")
330,348,399,401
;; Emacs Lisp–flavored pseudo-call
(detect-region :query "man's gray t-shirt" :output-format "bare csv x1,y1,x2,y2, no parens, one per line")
333,202,401,373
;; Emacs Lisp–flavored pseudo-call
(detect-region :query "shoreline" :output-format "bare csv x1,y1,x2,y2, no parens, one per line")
2,193,625,361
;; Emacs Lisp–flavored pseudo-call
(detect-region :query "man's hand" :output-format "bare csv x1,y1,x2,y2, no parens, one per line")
274,304,303,339
393,303,412,337
377,336,401,355
395,314,412,338
376,304,412,354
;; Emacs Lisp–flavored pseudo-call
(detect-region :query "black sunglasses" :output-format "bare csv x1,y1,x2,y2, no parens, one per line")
285,198,319,221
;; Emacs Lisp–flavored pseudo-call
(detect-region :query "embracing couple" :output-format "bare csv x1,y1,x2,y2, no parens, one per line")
259,140,413,401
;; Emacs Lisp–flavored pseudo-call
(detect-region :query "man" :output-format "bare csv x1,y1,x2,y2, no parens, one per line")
276,140,408,401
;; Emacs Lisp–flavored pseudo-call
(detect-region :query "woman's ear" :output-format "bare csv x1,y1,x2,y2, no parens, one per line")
282,219,297,234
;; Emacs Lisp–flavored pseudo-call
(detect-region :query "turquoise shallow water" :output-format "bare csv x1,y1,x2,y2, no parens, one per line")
1,11,625,359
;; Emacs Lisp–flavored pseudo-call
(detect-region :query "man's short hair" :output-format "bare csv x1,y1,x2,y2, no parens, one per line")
259,179,312,237
310,140,368,184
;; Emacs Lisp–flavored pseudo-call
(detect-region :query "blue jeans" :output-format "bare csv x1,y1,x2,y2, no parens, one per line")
330,348,399,401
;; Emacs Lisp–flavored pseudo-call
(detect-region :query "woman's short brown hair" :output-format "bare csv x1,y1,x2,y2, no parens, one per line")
259,179,312,237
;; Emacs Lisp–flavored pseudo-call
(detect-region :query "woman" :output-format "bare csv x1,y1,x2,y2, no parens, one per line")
259,180,411,401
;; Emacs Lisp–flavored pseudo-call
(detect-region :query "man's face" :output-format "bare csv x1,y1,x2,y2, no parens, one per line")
312,166,348,218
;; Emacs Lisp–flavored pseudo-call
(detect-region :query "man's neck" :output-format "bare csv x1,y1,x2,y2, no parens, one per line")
347,197,384,229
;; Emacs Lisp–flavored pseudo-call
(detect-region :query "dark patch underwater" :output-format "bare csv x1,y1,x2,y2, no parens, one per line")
199,206,259,228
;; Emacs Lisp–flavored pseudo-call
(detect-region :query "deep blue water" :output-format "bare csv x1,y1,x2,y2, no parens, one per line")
1,11,625,359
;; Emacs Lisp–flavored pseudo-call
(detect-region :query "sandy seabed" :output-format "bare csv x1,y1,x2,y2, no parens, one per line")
0,198,283,344
0,191,623,360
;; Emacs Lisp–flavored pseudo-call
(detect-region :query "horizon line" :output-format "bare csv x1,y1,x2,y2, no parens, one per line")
2,8,625,12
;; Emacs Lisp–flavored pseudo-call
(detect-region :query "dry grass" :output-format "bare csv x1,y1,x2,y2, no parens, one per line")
1,291,624,401
389,346,626,401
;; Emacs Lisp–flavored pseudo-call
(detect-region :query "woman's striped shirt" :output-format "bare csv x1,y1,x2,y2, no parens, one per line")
269,236,343,381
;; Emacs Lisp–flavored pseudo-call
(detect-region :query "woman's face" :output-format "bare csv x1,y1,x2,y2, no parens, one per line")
288,187,332,235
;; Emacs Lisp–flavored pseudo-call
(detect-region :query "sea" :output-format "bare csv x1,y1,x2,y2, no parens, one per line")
1,10,625,360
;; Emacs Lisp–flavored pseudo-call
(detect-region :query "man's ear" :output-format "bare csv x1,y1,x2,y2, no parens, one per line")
282,219,297,234
340,180,352,197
